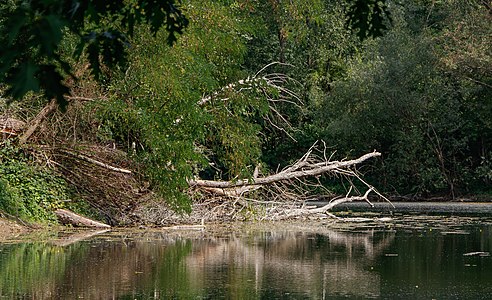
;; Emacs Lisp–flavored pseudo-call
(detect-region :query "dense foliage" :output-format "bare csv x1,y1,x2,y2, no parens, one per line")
314,1,492,197
0,142,72,222
0,0,187,109
0,0,490,221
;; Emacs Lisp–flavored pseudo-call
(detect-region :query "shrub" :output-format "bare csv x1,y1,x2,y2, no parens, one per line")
0,142,71,222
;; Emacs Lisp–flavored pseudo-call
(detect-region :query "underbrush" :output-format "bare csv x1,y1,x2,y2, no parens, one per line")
0,141,76,223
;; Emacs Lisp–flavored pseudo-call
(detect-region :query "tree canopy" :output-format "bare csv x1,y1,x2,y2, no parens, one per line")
0,0,188,109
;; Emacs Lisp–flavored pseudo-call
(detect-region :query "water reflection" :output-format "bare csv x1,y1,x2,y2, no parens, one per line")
1,223,491,299
184,230,394,299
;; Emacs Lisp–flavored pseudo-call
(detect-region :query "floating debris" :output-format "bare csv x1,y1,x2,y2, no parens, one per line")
441,231,470,235
463,251,490,257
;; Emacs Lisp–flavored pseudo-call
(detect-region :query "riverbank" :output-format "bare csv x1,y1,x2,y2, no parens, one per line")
0,217,30,241
2,200,492,241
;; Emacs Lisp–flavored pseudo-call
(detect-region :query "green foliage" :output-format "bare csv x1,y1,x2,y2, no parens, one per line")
94,0,265,211
0,178,23,217
2,0,490,216
347,0,392,39
0,142,71,222
243,1,363,170
0,0,188,109
315,1,492,197
202,80,271,179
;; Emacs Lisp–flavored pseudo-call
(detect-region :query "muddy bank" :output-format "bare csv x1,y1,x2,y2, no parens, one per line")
0,217,30,241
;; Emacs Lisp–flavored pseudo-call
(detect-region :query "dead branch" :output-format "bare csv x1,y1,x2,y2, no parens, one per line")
1,117,26,137
58,149,132,174
19,99,58,144
65,96,96,102
285,188,373,218
189,151,380,189
187,141,389,221
197,63,302,140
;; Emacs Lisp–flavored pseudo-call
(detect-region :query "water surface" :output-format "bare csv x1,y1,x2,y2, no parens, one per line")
1,216,492,299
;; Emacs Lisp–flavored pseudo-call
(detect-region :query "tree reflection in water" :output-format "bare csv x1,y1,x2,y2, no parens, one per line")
182,229,395,299
1,223,491,299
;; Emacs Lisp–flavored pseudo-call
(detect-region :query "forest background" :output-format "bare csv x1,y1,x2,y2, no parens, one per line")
0,0,491,225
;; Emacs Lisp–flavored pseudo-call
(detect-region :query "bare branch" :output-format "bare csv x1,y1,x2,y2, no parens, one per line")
59,149,132,174
19,99,58,144
188,140,388,221
189,151,380,188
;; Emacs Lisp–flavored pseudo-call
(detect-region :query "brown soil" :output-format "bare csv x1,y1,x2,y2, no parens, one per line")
0,217,30,241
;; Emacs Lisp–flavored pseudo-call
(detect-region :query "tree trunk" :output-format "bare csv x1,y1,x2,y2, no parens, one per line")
189,151,381,189
55,209,111,228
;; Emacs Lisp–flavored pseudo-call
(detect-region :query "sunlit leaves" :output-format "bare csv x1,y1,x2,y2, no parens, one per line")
96,0,272,210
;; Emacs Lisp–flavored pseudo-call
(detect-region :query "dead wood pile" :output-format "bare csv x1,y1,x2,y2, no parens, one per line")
40,144,152,225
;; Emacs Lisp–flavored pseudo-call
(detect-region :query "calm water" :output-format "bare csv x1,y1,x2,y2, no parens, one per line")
1,217,492,299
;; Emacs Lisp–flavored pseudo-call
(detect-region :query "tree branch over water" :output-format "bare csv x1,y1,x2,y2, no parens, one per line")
189,141,390,220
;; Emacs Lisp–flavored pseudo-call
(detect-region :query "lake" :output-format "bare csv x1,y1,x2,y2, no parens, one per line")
1,215,492,299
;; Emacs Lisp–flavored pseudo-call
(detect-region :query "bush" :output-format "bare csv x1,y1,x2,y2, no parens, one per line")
0,142,71,222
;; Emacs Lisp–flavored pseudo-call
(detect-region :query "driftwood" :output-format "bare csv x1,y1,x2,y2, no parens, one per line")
55,209,111,228
162,220,206,231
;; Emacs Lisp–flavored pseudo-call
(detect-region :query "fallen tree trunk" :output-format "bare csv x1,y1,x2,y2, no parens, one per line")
55,209,111,228
187,142,391,220
19,99,58,144
189,151,380,189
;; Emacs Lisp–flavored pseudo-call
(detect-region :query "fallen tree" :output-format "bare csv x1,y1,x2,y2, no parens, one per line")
55,209,111,228
6,63,389,225
187,141,392,221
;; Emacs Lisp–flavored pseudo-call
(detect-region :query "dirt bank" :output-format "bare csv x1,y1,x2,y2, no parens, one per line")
0,217,30,241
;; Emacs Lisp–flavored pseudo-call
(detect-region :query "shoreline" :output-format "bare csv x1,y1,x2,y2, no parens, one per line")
2,200,492,241
0,217,31,242
326,201,492,216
